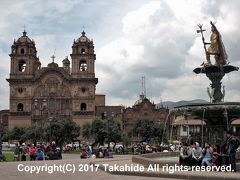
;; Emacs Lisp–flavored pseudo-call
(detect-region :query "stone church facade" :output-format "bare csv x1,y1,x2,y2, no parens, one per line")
4,30,169,136
6,30,105,128
122,95,169,136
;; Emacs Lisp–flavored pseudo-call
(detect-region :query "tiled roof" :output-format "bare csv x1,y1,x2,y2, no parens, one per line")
172,119,206,125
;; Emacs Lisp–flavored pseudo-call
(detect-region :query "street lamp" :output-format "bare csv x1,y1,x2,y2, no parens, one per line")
103,112,109,146
48,117,53,142
41,99,47,127
34,99,38,108
34,98,48,127
103,111,107,119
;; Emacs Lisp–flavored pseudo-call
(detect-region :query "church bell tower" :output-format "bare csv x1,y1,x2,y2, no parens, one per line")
7,30,40,128
70,31,98,125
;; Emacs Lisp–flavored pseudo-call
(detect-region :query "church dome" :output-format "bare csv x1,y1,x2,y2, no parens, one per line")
75,31,91,43
62,56,70,65
16,30,34,44
47,62,59,68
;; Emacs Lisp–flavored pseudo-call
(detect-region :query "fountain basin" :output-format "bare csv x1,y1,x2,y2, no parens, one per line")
193,64,239,74
132,152,179,167
132,151,240,168
173,102,240,125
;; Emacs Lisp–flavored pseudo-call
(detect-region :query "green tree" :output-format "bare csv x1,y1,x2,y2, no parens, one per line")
7,126,27,144
91,117,123,146
106,118,122,147
133,119,164,144
82,123,92,139
91,118,107,145
23,124,44,145
121,132,132,147
45,117,81,148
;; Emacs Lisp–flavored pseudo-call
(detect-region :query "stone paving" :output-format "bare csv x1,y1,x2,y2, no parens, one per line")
0,154,239,180
91,158,240,180
0,154,174,180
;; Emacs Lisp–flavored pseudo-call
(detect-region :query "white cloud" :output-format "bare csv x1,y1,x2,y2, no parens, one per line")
122,1,162,35
96,0,240,106
1,0,240,109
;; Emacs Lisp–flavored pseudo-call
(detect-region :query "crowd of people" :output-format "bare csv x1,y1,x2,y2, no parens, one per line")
10,130,239,173
179,131,240,172
80,145,113,159
13,141,62,161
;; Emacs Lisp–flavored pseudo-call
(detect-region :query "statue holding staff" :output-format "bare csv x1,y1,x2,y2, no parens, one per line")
197,21,228,66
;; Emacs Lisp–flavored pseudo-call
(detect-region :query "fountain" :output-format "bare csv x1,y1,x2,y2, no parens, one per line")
131,21,240,173
172,22,240,144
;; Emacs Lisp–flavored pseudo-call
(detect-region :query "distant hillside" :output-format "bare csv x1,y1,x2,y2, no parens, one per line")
157,99,209,109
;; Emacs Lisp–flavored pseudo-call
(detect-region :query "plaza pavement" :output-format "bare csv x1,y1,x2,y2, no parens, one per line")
0,154,180,180
90,157,240,180
0,154,239,180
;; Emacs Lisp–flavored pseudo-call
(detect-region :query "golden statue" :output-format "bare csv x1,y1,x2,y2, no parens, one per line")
197,21,228,66
207,24,218,54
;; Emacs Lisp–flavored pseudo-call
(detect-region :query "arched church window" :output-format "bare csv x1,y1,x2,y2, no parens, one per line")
17,103,24,111
18,87,23,94
81,87,86,93
81,48,86,54
18,60,26,72
64,99,70,109
80,103,86,111
49,98,55,110
79,60,87,72
20,48,25,54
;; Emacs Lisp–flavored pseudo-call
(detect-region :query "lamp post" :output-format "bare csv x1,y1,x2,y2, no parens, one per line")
35,99,48,128
103,112,108,146
48,117,53,142
42,99,47,127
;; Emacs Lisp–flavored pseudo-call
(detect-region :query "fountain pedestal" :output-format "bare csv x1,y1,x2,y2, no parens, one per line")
193,64,239,102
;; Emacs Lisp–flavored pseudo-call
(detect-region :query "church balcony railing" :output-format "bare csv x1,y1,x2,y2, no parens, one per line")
32,114,71,120
10,112,31,116
73,111,94,116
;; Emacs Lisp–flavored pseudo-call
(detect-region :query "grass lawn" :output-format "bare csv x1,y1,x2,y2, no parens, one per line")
1,151,30,162
64,149,81,154
1,149,82,161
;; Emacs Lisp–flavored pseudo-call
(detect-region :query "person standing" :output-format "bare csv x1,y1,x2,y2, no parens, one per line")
226,131,240,172
21,143,27,161
13,143,20,161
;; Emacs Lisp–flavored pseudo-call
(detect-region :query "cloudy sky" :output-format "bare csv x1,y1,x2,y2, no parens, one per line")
0,0,240,109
